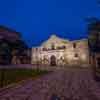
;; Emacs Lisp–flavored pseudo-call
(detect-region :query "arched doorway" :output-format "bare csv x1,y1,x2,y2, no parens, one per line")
50,55,56,66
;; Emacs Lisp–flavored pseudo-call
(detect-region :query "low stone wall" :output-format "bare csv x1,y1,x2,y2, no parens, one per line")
0,64,66,71
0,64,90,72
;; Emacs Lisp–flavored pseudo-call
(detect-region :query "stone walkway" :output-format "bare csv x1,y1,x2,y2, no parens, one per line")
0,67,100,100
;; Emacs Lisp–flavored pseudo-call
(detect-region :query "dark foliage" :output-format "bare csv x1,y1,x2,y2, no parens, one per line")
87,17,100,53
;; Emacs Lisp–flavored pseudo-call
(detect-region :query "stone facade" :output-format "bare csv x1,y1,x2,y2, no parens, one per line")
31,35,89,66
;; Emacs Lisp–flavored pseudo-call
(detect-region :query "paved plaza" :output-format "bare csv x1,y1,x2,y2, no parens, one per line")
0,67,100,100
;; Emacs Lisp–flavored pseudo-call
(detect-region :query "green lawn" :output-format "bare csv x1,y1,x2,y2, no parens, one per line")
0,68,48,88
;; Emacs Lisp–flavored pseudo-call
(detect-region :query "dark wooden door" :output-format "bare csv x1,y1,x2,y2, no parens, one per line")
50,55,56,66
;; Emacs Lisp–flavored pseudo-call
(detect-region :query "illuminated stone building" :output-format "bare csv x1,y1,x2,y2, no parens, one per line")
31,35,89,66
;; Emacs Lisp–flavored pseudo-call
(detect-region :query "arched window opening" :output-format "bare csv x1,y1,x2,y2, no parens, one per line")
51,44,55,50
74,53,78,57
73,43,76,48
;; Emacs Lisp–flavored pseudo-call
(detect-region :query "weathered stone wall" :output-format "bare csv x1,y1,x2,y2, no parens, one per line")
31,35,89,67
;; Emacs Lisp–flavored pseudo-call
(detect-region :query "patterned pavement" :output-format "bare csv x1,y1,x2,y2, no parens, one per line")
0,67,100,100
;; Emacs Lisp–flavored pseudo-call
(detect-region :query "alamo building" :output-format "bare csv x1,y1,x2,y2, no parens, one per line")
31,34,89,66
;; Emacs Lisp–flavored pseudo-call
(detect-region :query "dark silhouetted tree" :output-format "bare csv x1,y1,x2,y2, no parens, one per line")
87,17,100,52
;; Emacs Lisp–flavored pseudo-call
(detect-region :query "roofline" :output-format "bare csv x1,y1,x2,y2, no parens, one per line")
71,38,88,42
41,34,70,46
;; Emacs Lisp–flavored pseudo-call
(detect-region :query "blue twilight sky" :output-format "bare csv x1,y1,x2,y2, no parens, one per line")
0,0,100,47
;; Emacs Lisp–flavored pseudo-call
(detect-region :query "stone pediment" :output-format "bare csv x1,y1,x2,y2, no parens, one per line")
41,34,69,47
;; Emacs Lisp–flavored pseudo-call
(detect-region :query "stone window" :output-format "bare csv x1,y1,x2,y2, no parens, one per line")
73,42,76,48
60,56,63,60
74,53,78,57
51,44,55,50
42,47,47,51
62,46,66,49
57,46,66,49
36,48,38,51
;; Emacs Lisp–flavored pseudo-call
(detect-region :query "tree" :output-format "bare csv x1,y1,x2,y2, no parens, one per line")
87,17,100,77
87,17,100,52
0,39,11,64
0,39,11,87
10,39,28,64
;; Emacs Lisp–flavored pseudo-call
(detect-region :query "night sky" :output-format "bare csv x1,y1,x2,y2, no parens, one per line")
0,0,100,47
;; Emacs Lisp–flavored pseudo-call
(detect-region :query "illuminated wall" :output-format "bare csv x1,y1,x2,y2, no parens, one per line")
31,35,89,66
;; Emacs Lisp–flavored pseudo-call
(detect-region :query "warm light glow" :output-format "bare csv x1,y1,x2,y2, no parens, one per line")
67,53,73,59
81,54,87,60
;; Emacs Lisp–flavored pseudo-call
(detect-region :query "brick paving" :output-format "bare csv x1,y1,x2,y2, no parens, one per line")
0,67,100,100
